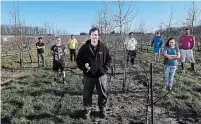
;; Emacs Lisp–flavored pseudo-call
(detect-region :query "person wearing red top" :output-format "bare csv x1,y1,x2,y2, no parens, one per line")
179,28,196,72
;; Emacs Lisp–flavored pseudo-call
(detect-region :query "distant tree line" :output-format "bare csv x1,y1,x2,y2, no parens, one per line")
1,24,54,36
158,25,201,38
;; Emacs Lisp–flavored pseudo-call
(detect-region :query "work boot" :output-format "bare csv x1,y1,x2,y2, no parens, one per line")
83,107,91,120
99,107,106,118
181,62,184,71
63,77,66,84
191,63,195,72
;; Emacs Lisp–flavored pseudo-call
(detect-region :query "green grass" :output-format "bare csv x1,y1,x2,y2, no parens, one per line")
1,43,201,123
1,44,87,123
1,64,87,123
160,61,201,122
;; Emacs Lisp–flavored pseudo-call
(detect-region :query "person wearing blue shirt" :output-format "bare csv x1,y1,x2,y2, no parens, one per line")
151,32,164,61
163,38,180,91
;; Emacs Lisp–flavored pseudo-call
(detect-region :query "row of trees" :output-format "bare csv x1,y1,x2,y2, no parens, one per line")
1,2,68,36
1,24,51,36
93,1,201,41
1,1,69,68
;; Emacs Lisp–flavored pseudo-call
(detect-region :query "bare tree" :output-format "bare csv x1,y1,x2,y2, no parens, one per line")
161,5,177,39
184,1,200,34
184,1,201,52
10,1,25,67
112,0,138,36
93,2,115,44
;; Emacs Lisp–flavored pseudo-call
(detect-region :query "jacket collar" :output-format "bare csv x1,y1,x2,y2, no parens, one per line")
86,39,101,47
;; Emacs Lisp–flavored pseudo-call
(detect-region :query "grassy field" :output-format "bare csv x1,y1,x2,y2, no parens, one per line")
1,41,201,124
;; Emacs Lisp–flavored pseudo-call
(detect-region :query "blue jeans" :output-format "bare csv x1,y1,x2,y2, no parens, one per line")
164,65,177,89
37,53,44,67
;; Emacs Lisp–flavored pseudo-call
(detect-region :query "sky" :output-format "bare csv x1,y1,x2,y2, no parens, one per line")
1,1,201,35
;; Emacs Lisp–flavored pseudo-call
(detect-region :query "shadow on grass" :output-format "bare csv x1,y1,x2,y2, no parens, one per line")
107,87,147,95
69,110,101,119
26,87,83,97
1,76,27,87
1,116,11,124
66,68,82,76
1,66,38,70
161,99,201,123
26,112,64,123
69,110,85,119
1,100,24,124
8,99,24,108
90,111,102,118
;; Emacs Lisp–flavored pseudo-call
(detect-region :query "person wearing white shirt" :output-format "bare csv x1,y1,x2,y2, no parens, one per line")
124,32,138,66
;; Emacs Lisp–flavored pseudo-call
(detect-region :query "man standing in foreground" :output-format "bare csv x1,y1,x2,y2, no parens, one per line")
76,27,112,119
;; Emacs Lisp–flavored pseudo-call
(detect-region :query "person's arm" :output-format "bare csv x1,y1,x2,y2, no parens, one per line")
104,47,112,72
135,38,138,46
191,36,195,49
64,45,67,55
135,38,138,50
36,45,40,49
51,46,54,55
75,39,78,49
124,39,127,49
76,46,86,71
163,48,177,59
68,39,70,49
176,52,180,59
174,48,181,59
151,36,155,47
151,39,154,47
41,43,45,49
36,43,41,49
159,38,164,48
178,36,182,48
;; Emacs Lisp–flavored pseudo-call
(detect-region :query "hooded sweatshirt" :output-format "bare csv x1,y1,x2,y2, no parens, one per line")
76,39,112,77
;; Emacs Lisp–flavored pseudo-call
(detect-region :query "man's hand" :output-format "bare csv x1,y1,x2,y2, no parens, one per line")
85,63,90,72
37,46,41,49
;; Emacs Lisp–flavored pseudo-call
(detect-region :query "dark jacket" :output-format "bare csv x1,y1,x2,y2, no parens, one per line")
76,39,112,77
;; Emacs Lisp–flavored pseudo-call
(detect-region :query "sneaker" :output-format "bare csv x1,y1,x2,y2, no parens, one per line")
62,78,66,84
167,84,172,91
168,87,172,91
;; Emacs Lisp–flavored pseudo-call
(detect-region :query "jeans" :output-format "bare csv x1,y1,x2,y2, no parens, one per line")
127,50,136,65
164,65,177,89
37,53,44,67
83,75,107,109
70,49,76,61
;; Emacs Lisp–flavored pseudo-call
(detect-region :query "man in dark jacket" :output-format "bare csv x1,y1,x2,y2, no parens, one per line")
76,27,112,119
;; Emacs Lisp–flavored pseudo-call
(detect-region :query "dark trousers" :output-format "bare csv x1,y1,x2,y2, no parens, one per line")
37,53,44,67
127,50,136,65
70,49,76,61
83,75,107,109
